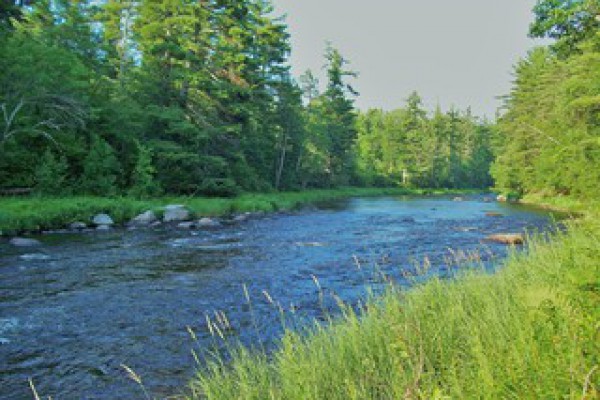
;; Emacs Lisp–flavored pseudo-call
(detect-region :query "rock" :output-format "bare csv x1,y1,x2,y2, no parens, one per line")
19,253,51,261
453,196,464,202
9,237,42,247
486,233,525,245
163,205,191,222
92,214,114,226
197,217,221,228
96,225,111,231
232,213,250,223
129,210,158,226
177,221,196,229
69,221,87,230
399,216,416,223
483,197,494,203
150,221,162,228
485,212,503,217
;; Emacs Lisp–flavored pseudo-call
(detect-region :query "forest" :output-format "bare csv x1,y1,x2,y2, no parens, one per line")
0,0,496,198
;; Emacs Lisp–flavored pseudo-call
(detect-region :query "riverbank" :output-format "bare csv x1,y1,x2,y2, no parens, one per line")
185,200,599,399
0,187,473,235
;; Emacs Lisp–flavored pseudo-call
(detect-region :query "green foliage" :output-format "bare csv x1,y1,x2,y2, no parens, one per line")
492,33,600,199
128,141,160,199
80,136,120,196
530,0,600,57
34,149,69,196
188,217,599,399
355,97,494,189
0,1,495,196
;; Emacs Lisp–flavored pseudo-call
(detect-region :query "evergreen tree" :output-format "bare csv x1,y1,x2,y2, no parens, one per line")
80,136,120,196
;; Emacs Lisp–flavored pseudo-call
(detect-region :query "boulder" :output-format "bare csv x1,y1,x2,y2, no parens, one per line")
92,214,114,226
485,212,503,217
232,213,251,223
129,210,158,226
453,196,464,202
69,221,87,230
163,205,191,222
9,237,42,247
486,233,525,245
197,217,221,228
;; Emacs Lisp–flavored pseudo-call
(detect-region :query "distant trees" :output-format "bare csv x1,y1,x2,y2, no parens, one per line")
355,94,494,189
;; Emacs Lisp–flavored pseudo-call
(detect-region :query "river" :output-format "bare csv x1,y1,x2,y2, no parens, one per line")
0,195,559,399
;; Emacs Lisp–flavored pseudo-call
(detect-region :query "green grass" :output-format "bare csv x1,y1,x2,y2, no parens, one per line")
185,215,599,399
0,187,468,234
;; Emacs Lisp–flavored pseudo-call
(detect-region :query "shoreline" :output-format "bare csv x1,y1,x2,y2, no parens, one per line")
0,187,480,236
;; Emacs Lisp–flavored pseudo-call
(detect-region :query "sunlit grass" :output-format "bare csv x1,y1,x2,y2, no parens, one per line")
186,216,599,399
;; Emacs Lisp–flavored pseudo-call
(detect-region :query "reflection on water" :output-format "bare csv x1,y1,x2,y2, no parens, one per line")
0,195,559,399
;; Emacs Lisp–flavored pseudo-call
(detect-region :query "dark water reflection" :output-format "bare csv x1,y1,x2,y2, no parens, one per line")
0,195,560,399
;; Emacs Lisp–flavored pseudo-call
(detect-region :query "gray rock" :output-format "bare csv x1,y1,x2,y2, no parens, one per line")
197,217,221,228
453,196,464,202
9,237,42,247
163,206,191,222
69,221,87,230
96,225,111,231
177,221,196,229
129,210,158,226
92,214,114,226
150,221,162,228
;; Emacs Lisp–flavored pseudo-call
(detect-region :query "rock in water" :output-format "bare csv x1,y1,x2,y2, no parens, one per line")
69,221,87,230
485,212,503,217
92,214,114,226
177,221,196,229
486,233,525,245
129,210,158,226
197,217,221,228
9,237,42,247
163,205,191,222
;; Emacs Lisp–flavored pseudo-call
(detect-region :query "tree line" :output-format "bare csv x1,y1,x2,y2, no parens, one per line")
492,0,599,199
0,0,495,198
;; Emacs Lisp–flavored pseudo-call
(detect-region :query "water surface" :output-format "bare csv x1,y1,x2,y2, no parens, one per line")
0,195,558,399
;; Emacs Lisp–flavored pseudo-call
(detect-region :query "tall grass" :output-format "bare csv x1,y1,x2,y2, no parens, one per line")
187,217,599,399
0,187,466,233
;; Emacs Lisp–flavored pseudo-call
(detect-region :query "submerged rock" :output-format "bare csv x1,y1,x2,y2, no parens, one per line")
453,196,464,202
485,212,503,217
96,225,111,231
163,205,191,222
9,237,42,247
92,214,114,226
486,233,525,245
129,210,158,226
19,253,51,261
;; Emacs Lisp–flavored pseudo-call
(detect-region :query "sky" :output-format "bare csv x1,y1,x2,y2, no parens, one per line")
270,0,547,118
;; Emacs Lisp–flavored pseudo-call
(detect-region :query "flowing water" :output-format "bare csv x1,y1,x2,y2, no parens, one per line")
0,195,560,399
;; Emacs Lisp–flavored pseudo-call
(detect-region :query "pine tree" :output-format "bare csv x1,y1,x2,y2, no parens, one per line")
34,148,69,196
80,136,120,196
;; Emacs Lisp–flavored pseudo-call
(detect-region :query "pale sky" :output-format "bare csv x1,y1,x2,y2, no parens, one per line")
271,0,547,118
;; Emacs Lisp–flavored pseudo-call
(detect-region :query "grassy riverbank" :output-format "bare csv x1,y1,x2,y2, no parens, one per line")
185,203,599,399
0,187,467,234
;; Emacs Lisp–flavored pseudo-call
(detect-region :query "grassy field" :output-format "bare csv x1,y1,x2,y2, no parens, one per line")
184,206,599,399
0,187,465,234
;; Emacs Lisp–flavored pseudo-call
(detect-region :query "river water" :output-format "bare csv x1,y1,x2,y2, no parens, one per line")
0,195,558,399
